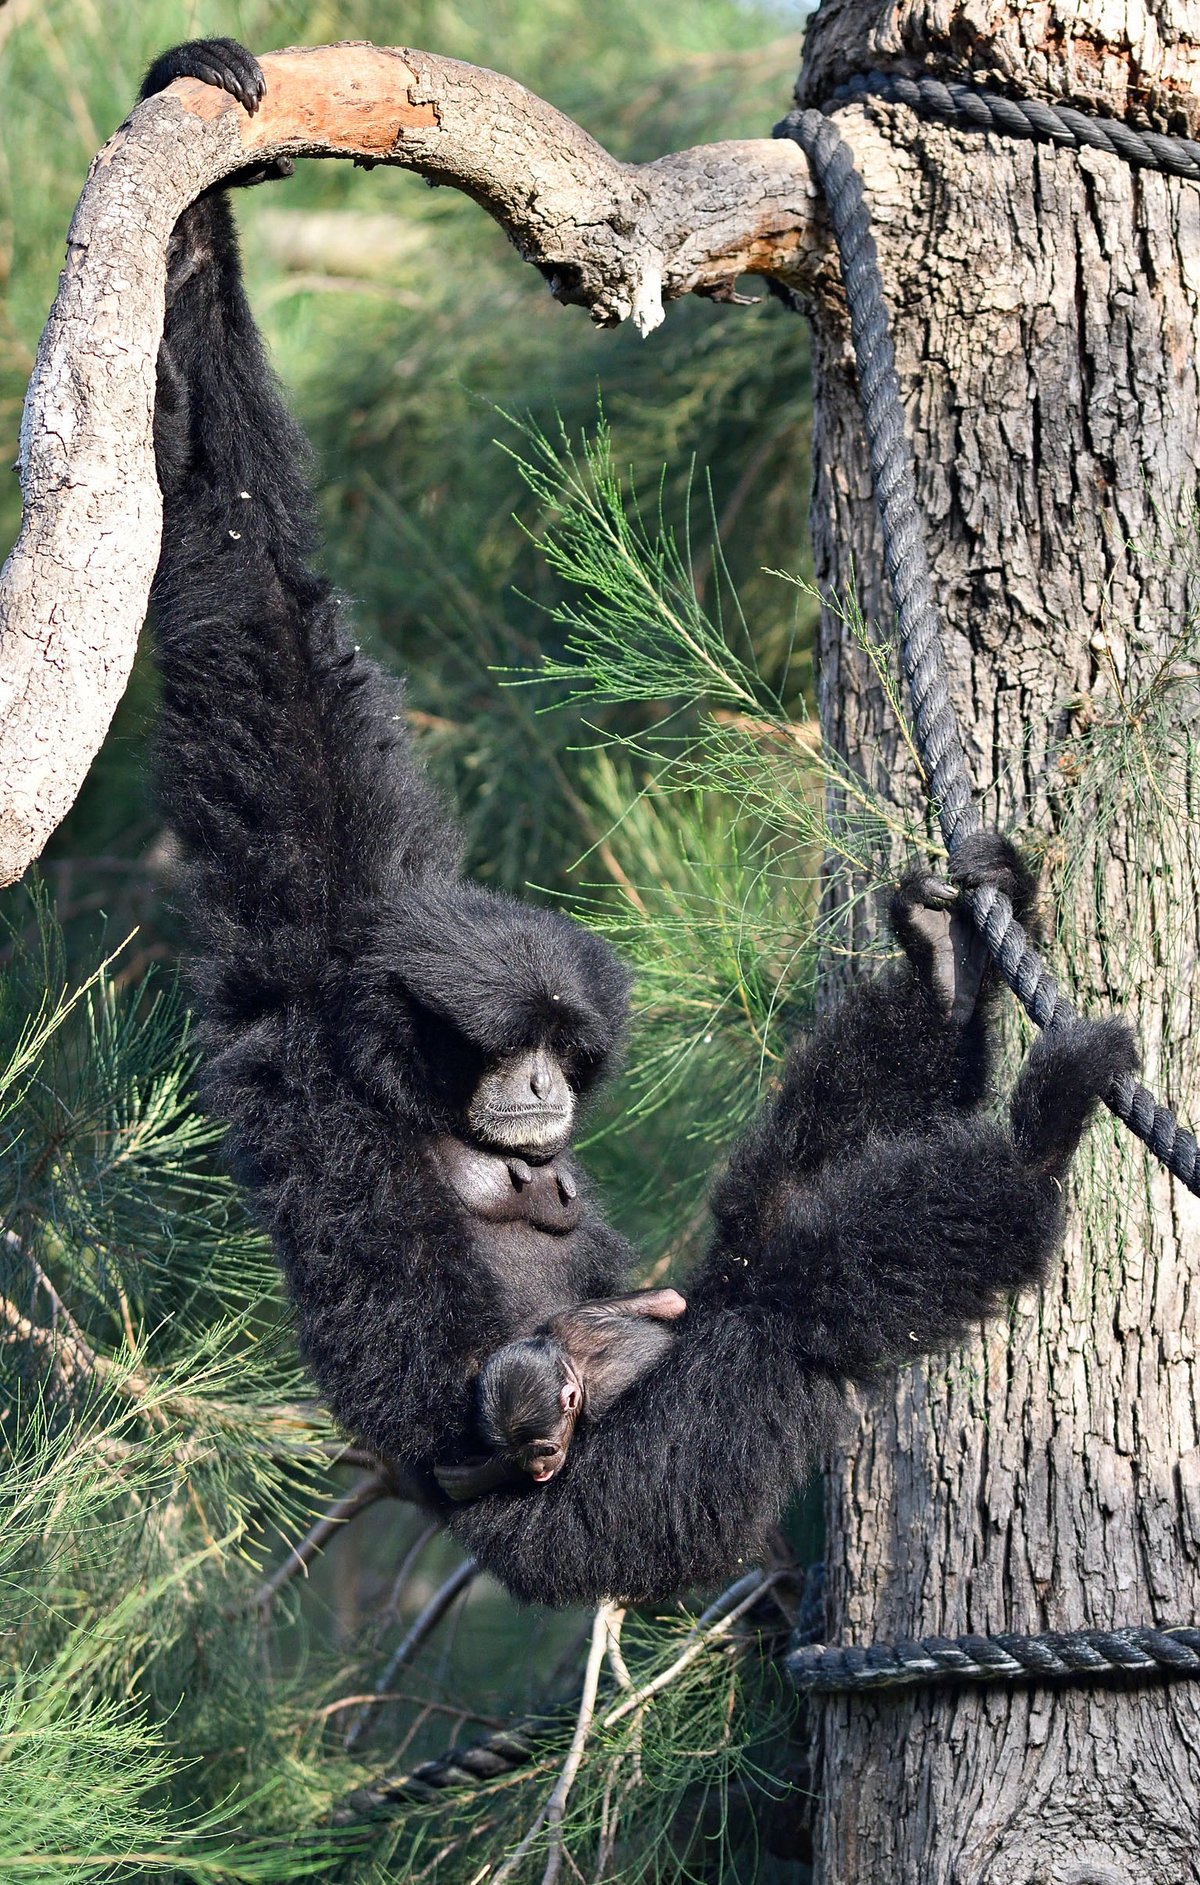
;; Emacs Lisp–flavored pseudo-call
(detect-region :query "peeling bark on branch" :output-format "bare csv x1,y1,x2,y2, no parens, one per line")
0,39,818,887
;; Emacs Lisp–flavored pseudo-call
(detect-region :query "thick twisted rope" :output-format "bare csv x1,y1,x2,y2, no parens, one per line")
788,1624,1200,1694
775,101,1200,1197
331,1714,554,1820
832,70,1200,182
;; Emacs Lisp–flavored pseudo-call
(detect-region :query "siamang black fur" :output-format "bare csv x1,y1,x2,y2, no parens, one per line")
140,40,1138,1607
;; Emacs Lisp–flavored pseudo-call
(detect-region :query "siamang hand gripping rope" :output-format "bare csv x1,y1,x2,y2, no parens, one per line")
140,40,1137,1606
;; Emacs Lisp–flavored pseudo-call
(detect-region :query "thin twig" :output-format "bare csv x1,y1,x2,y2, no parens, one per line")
601,1570,776,1729
541,1605,614,1885
603,1610,631,1692
311,1692,500,1728
595,1609,639,1880
1,1291,97,1387
344,1557,479,1753
491,1602,615,1885
384,1518,443,1623
592,1575,775,1876
255,1471,391,1616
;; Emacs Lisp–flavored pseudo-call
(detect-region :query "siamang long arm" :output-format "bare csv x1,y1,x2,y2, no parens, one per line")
145,58,461,991
141,50,505,1469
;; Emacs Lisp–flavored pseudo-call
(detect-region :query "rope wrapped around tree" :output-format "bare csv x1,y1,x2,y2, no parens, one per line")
776,77,1200,1693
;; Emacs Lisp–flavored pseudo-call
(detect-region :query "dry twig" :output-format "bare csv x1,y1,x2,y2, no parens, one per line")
344,1556,479,1753
255,1470,392,1617
601,1568,777,1729
492,1601,616,1885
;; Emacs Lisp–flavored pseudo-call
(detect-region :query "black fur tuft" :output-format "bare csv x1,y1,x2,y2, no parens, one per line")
368,881,631,1074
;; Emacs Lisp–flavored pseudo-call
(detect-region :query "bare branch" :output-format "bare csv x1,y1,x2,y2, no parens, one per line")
255,1470,391,1616
0,40,818,887
492,1601,616,1885
1,1290,97,1390
313,1692,501,1729
383,1517,443,1623
595,1608,640,1880
344,1555,479,1752
600,1568,777,1729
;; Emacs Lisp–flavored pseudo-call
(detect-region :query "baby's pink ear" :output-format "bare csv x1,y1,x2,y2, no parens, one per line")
561,1380,582,1413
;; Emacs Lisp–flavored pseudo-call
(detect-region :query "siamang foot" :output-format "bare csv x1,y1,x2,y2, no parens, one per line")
891,865,980,1024
948,828,1039,930
434,1452,523,1503
892,830,1039,1026
1011,1014,1139,1175
140,39,295,186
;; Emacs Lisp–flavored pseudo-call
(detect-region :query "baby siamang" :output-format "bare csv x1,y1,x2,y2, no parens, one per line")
437,1287,690,1497
140,40,1137,1606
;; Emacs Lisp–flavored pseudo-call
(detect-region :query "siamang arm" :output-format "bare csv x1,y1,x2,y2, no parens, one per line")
144,46,461,1007
139,45,494,1467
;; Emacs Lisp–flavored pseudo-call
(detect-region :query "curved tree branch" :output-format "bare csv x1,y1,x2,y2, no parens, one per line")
0,40,818,887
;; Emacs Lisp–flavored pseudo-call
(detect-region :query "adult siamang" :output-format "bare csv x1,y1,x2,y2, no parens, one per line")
139,39,1136,1606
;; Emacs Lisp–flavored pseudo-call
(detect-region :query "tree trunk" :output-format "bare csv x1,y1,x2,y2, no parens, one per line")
794,6,1200,1880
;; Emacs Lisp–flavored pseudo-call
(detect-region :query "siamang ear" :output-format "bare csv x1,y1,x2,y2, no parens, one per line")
561,1380,582,1414
367,878,632,1083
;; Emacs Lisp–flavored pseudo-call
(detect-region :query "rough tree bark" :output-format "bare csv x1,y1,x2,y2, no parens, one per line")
0,41,822,888
794,5,1200,1880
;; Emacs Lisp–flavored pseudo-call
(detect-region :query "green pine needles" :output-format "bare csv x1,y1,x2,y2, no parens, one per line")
0,895,350,1880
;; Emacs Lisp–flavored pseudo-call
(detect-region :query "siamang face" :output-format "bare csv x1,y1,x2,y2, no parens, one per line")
478,1336,583,1481
371,881,629,1146
470,1046,586,1155
410,1006,584,1156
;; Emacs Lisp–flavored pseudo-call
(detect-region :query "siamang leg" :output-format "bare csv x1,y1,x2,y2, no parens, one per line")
710,833,1038,1249
773,834,1035,1148
761,1011,1136,1378
1010,1014,1137,1173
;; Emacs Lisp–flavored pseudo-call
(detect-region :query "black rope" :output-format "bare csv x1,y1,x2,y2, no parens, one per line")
331,1714,554,1820
832,69,1200,183
773,100,1200,1197
788,1624,1200,1694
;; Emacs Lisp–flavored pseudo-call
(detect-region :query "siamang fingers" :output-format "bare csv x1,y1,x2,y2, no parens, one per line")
893,829,1040,1023
948,828,1040,931
434,1454,522,1503
141,38,266,113
586,1287,688,1321
890,872,981,1022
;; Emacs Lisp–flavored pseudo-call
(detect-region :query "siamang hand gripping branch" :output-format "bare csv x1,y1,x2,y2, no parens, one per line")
141,40,1137,1606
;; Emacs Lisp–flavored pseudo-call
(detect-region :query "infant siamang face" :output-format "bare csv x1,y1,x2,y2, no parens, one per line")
468,1045,576,1156
478,1336,584,1481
